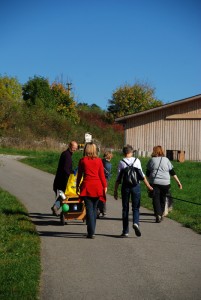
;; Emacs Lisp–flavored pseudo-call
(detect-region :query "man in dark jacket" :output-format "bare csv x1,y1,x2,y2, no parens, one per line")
51,141,78,215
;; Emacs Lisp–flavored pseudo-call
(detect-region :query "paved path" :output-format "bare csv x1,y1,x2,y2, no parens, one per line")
0,154,201,300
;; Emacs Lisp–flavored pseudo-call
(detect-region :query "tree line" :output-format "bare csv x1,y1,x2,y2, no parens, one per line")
0,75,163,149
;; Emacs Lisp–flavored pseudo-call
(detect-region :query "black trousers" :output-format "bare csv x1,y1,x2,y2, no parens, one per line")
152,184,170,216
97,200,106,214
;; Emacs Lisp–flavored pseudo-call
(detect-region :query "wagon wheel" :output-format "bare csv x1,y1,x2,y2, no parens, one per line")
60,212,65,225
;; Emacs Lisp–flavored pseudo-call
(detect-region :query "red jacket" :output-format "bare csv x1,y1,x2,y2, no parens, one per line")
77,156,107,202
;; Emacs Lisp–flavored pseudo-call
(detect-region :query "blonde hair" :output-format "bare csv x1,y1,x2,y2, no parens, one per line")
83,142,98,158
151,145,165,157
103,151,113,160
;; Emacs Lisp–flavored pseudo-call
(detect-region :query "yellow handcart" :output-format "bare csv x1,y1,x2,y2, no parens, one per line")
60,172,86,225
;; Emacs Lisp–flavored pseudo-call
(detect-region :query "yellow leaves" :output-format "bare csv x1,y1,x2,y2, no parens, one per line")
51,82,79,124
0,76,22,102
108,82,163,119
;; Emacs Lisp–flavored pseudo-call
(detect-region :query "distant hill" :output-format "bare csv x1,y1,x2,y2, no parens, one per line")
0,105,124,151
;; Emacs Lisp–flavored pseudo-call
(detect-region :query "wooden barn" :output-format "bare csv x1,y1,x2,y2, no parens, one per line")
115,94,201,161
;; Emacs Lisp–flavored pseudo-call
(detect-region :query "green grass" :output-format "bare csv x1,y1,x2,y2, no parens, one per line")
1,147,200,234
0,189,40,300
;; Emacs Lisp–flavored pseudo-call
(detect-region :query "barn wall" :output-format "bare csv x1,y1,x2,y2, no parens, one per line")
125,98,201,161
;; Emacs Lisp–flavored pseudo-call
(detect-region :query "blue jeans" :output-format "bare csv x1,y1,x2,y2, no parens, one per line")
83,197,99,236
54,197,61,209
121,184,141,234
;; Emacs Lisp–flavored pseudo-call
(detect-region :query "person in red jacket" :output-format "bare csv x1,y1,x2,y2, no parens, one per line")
76,142,107,239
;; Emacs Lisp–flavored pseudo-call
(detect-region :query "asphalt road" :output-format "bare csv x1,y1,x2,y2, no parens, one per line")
0,154,201,300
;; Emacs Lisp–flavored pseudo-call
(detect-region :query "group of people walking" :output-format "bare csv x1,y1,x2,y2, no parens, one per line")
52,141,182,239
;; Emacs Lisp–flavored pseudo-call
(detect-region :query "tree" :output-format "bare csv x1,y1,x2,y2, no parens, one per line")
0,76,23,130
51,82,79,124
107,82,163,120
0,75,22,102
22,76,55,108
76,103,90,111
77,103,103,113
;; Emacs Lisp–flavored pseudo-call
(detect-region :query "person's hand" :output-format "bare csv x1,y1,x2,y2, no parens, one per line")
104,187,107,194
148,185,153,191
114,190,118,200
178,182,182,189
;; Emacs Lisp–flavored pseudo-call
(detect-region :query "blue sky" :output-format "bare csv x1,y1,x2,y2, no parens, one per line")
1,0,200,109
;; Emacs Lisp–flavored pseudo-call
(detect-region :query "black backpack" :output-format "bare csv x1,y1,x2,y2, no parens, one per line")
121,159,144,187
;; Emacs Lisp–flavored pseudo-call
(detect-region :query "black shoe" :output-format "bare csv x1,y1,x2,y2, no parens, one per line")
156,215,162,223
133,224,141,237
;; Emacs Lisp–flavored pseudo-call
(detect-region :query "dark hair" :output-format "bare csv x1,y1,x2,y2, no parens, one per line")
122,144,133,155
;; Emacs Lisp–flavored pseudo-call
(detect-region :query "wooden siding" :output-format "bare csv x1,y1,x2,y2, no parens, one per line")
124,98,201,161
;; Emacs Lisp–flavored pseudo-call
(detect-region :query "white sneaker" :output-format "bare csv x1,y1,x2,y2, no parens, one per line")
121,233,129,237
133,223,141,237
59,190,66,200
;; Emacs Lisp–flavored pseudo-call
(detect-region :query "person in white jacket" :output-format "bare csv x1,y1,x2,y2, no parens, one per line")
114,144,152,237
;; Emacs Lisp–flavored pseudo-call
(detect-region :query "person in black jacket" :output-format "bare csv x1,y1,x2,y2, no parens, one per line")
51,141,78,215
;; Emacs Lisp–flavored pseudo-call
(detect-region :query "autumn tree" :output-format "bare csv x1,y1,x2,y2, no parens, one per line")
107,82,163,120
0,76,23,130
51,82,79,124
0,75,22,102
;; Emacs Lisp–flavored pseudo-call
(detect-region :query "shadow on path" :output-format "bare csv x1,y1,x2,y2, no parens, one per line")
140,212,156,223
36,230,134,239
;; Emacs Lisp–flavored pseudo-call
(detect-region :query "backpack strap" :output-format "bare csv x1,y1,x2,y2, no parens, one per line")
102,159,110,175
104,167,109,175
152,157,162,183
122,158,137,167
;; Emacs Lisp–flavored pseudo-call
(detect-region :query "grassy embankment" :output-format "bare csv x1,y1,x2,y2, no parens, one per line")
0,189,40,299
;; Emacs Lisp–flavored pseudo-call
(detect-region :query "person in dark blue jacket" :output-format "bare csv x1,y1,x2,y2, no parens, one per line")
97,151,113,218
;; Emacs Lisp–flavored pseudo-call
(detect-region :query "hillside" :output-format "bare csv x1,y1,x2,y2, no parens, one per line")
0,105,124,151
